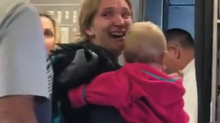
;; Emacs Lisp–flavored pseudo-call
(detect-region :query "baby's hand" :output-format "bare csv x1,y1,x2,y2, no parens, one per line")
169,70,184,78
161,65,183,78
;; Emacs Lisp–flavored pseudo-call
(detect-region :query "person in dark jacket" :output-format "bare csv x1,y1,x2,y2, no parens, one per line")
51,0,133,123
68,22,189,123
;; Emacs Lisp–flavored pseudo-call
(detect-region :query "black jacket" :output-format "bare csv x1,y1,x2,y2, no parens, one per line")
51,41,124,123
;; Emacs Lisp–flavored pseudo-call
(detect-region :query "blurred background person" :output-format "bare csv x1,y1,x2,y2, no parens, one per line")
40,13,61,54
35,13,60,123
163,28,197,123
0,1,50,123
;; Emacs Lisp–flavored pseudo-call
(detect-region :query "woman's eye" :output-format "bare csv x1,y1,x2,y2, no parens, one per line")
122,13,131,18
102,12,113,17
44,29,53,37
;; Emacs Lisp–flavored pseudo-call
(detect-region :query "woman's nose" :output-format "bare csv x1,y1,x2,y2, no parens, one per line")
113,15,125,26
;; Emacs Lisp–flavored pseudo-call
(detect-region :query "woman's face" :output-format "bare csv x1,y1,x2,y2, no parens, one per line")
86,0,133,56
40,16,55,53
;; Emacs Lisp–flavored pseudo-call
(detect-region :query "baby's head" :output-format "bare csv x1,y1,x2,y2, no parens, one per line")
123,21,167,67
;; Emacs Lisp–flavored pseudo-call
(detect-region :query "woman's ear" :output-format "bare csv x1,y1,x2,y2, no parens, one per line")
85,28,95,36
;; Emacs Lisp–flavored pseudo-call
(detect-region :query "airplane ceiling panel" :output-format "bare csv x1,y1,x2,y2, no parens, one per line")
30,0,82,4
30,0,81,43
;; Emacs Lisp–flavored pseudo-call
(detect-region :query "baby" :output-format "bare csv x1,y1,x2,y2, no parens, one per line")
68,22,189,123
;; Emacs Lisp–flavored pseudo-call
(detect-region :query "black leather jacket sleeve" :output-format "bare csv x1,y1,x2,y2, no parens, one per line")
57,48,99,89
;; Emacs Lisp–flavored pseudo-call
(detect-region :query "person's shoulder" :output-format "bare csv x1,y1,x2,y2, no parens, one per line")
0,0,25,10
0,0,39,36
0,0,34,17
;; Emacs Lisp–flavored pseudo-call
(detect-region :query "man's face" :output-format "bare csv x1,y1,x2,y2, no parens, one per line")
163,42,181,73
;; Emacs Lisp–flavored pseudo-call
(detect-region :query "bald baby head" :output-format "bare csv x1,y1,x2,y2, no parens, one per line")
124,21,167,65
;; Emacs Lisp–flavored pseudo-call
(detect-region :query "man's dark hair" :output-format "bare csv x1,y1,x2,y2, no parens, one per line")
164,28,194,49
